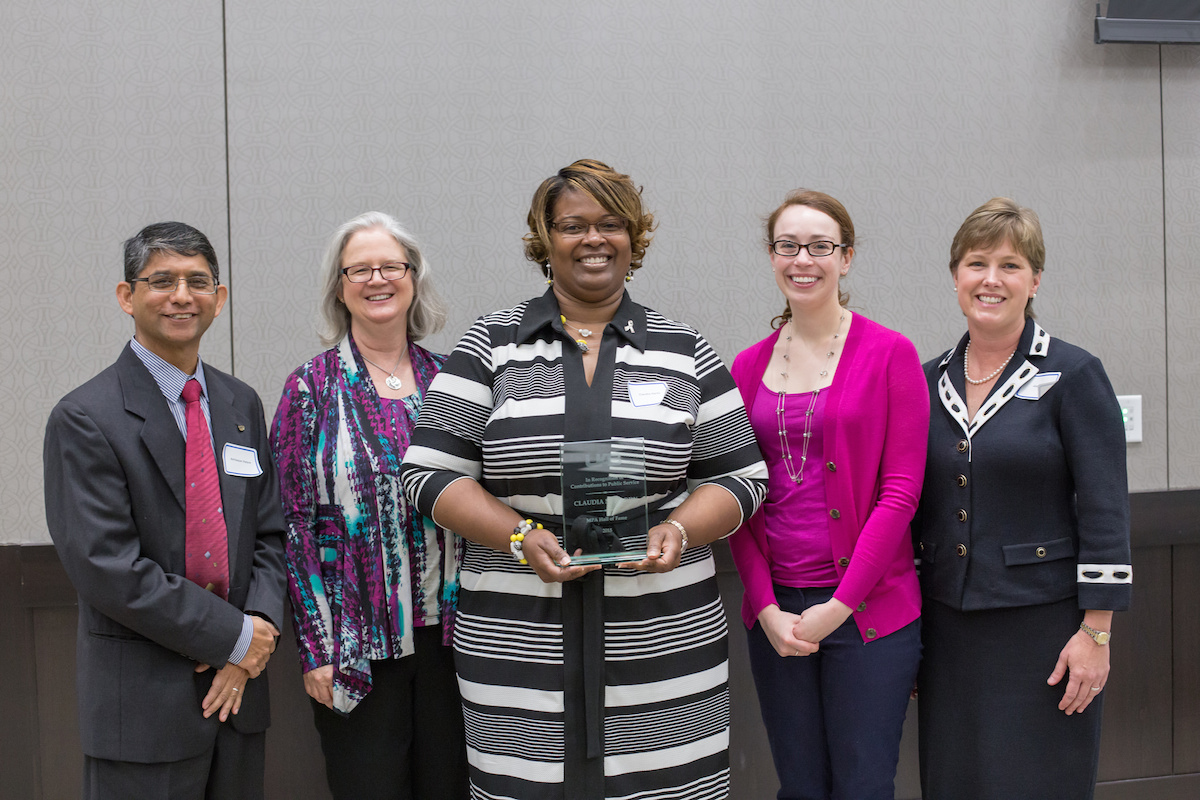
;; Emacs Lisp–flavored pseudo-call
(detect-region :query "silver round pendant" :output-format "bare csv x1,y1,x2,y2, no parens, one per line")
385,375,403,391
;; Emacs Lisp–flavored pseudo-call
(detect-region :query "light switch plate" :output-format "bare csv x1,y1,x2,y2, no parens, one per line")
1116,395,1142,443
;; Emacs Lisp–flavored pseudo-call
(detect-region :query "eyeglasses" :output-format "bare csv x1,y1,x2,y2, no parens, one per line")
129,274,219,294
770,240,846,258
549,219,628,239
340,262,411,282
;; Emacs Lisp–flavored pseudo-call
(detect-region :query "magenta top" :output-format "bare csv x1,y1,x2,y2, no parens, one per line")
729,314,929,643
749,386,840,587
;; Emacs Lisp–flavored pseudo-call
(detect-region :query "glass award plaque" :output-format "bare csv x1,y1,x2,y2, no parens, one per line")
560,438,649,565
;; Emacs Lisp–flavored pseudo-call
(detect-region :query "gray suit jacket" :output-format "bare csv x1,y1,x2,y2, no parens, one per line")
43,344,287,763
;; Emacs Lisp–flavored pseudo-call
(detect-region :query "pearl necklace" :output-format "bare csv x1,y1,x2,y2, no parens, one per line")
361,352,406,391
777,312,845,484
963,340,1015,386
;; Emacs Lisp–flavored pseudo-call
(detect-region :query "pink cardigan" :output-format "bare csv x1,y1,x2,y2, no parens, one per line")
729,314,928,643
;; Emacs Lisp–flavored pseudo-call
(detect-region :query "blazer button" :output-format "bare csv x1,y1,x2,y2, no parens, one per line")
838,556,850,567
866,628,877,639
826,461,836,472
857,602,867,612
830,509,840,519
1036,547,1047,558
957,474,967,487
956,509,967,522
956,543,968,557
956,439,968,453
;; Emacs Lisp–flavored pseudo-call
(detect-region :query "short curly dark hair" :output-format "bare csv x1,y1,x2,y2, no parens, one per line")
523,159,656,279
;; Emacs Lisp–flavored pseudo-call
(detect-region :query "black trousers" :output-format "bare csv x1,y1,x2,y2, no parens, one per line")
310,625,468,800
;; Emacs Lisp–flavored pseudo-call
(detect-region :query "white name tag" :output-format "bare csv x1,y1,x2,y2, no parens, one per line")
1016,372,1061,400
628,381,668,407
223,443,263,477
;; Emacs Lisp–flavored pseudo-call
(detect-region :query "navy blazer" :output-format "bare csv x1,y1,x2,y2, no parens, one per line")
914,320,1132,612
43,344,287,763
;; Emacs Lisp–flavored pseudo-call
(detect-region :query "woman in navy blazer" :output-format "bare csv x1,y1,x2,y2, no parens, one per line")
914,198,1132,800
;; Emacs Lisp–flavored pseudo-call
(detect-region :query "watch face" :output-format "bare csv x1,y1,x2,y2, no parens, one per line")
1095,631,1111,645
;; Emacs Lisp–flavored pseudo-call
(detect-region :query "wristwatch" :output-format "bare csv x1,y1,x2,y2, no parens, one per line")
1080,622,1111,645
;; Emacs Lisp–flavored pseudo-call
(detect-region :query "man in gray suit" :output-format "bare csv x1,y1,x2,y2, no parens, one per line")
43,222,287,800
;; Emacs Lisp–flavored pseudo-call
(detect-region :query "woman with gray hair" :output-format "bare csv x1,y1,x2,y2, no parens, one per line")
270,212,466,799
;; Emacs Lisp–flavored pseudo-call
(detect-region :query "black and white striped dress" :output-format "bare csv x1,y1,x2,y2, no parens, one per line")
402,289,766,800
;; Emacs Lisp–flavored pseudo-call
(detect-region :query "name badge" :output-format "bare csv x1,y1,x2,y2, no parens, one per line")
223,443,263,477
628,381,668,407
1016,372,1061,400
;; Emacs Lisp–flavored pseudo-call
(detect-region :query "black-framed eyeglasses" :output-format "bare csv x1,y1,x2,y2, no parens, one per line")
549,219,628,238
340,262,411,283
770,240,846,258
129,274,220,294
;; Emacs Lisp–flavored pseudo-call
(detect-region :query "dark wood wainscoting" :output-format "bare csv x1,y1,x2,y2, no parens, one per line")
3,489,1198,800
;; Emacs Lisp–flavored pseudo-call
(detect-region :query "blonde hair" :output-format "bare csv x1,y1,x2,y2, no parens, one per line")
949,198,1045,319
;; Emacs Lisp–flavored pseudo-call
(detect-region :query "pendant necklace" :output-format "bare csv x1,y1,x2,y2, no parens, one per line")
561,315,595,352
777,311,845,484
361,352,406,391
963,340,1015,386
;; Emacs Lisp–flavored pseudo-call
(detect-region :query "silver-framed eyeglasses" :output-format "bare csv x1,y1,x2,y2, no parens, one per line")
550,219,628,239
129,274,219,294
771,240,847,258
340,262,411,282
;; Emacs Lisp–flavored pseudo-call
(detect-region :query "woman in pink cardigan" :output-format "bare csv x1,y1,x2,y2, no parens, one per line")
729,190,929,799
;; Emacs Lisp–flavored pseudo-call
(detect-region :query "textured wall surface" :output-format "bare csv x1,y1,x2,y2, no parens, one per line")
1164,46,1200,488
3,1,1196,543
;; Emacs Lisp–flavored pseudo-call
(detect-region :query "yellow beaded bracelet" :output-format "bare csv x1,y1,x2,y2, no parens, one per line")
510,519,543,565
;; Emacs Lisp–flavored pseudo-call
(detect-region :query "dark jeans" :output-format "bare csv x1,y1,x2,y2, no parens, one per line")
746,585,921,800
310,625,468,800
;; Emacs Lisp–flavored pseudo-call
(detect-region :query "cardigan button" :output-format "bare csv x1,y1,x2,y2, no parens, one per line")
957,474,967,487
866,628,877,639
857,602,867,612
956,543,968,557
956,439,968,453
830,509,841,519
1036,547,1047,558
826,461,836,471
956,509,967,522
838,556,850,568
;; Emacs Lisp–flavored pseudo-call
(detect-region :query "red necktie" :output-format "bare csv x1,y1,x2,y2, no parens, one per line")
182,379,229,598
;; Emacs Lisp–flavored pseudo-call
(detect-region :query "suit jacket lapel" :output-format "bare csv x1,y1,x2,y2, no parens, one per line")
206,371,249,572
119,346,187,511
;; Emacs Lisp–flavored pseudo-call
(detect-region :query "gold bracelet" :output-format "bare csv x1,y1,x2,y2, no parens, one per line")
664,518,688,552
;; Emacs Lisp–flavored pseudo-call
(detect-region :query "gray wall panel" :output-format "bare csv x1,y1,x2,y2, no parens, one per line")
225,1,1170,495
1164,47,1200,489
1,0,229,544
0,2,1186,529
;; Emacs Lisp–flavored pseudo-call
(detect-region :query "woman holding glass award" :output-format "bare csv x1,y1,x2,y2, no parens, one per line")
401,159,767,800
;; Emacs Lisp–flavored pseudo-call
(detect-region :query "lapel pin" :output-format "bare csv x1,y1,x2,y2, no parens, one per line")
237,425,245,432
624,320,635,334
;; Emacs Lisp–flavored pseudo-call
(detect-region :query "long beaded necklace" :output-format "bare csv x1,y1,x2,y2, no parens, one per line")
561,315,596,352
777,311,845,484
963,340,1015,386
361,351,407,391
